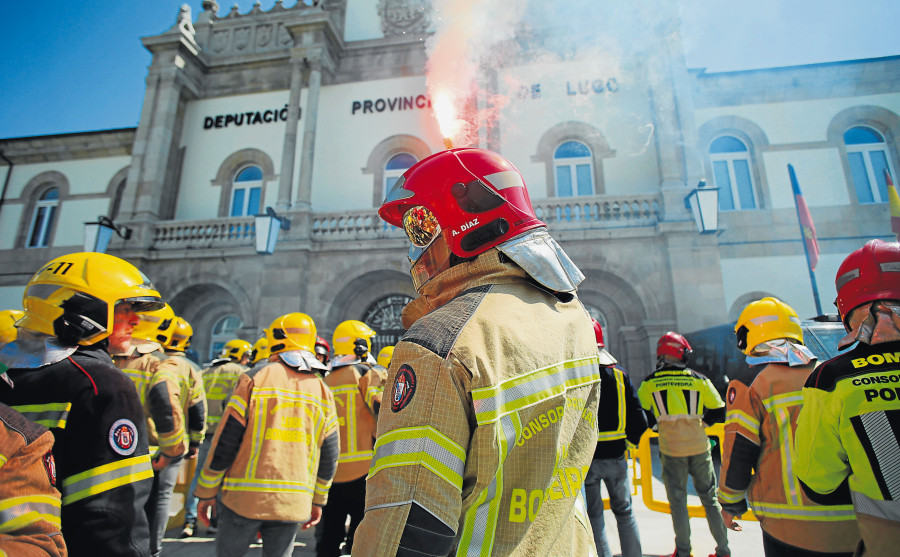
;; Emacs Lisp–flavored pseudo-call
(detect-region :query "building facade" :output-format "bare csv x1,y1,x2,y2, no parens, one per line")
0,0,897,379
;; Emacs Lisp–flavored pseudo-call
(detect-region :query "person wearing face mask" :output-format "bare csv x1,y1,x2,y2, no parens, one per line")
794,239,900,557
0,252,163,556
352,148,601,557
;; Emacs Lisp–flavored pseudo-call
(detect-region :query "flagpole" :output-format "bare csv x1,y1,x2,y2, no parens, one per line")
788,164,823,315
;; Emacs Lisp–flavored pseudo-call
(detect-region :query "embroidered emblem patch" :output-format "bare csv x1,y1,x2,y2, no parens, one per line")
43,452,57,487
109,418,138,456
727,386,736,404
391,364,417,413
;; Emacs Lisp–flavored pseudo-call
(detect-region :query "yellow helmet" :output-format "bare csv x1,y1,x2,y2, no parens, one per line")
19,252,163,346
735,297,803,355
267,313,317,355
251,335,270,364
332,320,376,357
221,338,252,361
132,303,176,345
166,317,193,352
377,345,394,368
0,309,25,345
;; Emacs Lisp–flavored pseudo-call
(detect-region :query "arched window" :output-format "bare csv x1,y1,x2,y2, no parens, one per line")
27,187,59,248
710,135,757,211
361,294,414,354
230,166,263,217
845,126,895,203
209,314,243,360
385,153,417,194
553,141,595,197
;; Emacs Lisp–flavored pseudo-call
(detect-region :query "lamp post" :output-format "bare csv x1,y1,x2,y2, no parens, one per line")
84,215,131,253
684,179,720,234
255,207,291,255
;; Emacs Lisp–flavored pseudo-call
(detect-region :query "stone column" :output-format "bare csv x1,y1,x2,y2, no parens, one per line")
277,50,305,211
294,54,323,211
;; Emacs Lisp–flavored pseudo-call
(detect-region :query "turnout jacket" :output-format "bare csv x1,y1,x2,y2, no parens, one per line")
719,362,858,553
0,346,152,556
323,362,387,483
638,365,724,457
0,403,66,557
594,365,647,460
794,339,900,555
150,352,207,456
112,342,163,446
352,249,602,557
194,359,340,522
202,359,248,433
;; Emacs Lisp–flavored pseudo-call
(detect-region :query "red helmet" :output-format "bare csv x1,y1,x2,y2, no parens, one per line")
657,332,692,362
315,335,331,357
592,318,605,348
379,148,545,260
835,240,900,323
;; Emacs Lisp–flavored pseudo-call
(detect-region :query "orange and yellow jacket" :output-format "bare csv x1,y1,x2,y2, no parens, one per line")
324,362,387,483
719,362,858,553
194,359,340,522
201,359,247,433
150,352,206,457
113,342,164,445
0,402,66,557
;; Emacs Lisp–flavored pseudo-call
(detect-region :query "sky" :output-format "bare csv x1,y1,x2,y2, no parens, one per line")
0,0,897,139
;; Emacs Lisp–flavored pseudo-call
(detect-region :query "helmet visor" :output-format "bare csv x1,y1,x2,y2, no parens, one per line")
402,206,441,248
408,233,453,291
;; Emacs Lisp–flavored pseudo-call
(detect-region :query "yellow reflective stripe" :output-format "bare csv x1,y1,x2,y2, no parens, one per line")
774,406,800,505
338,450,374,463
364,385,383,409
61,455,153,505
597,368,627,441
0,454,7,468
314,479,331,498
752,501,857,520
332,386,360,457
198,468,225,490
369,426,466,492
472,356,601,425
0,495,61,533
225,394,248,419
762,391,804,411
726,409,760,437
223,477,313,495
11,402,72,429
157,428,186,449
718,486,746,504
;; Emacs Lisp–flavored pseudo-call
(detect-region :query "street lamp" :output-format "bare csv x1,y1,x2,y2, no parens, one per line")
684,179,720,234
84,215,131,253
255,207,291,255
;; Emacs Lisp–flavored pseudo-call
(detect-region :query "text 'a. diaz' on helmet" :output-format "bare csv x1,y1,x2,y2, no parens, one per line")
221,338,252,362
657,331,692,363
332,320,376,359
166,317,193,352
0,309,25,346
19,252,163,346
132,303,176,346
267,313,326,371
734,297,803,355
835,239,900,324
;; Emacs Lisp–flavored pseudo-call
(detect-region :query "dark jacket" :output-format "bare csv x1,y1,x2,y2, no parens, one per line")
593,365,648,460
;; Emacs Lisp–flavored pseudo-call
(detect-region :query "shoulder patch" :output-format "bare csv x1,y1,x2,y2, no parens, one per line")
109,418,138,456
404,285,490,358
43,451,57,486
727,386,737,404
391,365,417,413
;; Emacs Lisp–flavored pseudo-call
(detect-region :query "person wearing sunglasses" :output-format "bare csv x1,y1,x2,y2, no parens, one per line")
352,148,602,557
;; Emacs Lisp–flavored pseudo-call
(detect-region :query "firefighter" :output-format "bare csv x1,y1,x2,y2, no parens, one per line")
638,332,730,557
194,312,339,557
144,316,206,557
353,148,601,556
794,239,900,557
318,319,387,557
0,309,24,347
719,297,859,556
181,338,251,538
584,319,647,557
0,400,66,557
376,345,394,369
315,335,332,367
0,252,162,556
249,335,269,370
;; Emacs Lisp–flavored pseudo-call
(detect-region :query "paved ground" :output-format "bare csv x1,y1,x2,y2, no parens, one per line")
161,454,764,556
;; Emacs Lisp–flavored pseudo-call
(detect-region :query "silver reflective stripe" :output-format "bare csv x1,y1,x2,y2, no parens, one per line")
0,500,60,533
653,391,667,417
852,490,900,522
753,502,856,519
859,411,900,500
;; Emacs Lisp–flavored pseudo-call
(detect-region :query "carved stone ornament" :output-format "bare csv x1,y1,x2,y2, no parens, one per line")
212,29,230,53
377,0,430,37
257,24,273,47
234,26,252,51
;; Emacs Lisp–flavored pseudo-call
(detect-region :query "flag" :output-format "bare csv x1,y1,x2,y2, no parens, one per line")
885,169,900,242
788,164,820,271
